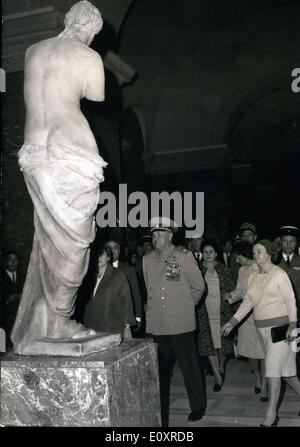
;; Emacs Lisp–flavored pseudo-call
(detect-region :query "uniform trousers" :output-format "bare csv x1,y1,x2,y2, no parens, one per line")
153,331,206,423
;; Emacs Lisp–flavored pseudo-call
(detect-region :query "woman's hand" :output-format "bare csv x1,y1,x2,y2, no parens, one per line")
223,292,232,302
221,322,234,337
286,327,298,344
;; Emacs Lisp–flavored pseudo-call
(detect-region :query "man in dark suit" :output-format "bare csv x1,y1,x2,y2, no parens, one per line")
105,238,142,333
189,232,203,267
277,225,300,377
222,240,233,267
2,252,24,348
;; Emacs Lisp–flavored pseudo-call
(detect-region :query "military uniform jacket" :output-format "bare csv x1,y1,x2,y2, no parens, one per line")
143,244,205,335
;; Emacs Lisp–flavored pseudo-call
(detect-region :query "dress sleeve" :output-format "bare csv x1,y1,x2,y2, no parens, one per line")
277,271,297,323
230,292,254,325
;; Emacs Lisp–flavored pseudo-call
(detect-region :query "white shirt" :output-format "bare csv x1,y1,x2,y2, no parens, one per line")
193,252,202,262
282,253,294,263
223,252,230,266
6,270,16,283
93,272,105,297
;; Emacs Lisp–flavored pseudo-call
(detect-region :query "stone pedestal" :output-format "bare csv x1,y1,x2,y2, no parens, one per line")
0,339,161,427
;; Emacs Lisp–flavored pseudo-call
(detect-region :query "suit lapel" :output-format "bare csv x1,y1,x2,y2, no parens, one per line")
94,264,112,297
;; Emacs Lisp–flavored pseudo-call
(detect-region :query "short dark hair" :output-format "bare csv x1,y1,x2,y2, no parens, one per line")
200,238,220,255
233,241,253,259
97,245,110,259
256,239,276,257
4,251,19,262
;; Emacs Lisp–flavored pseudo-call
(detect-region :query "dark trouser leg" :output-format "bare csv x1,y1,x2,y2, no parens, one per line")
153,335,175,427
171,331,207,413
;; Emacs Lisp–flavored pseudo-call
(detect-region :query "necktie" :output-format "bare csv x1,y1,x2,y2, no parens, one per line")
286,257,290,268
12,272,16,283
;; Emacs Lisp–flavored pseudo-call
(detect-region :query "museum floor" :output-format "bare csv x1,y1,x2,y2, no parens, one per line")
168,356,300,427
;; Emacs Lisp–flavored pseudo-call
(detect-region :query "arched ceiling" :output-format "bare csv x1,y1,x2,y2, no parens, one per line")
119,0,300,174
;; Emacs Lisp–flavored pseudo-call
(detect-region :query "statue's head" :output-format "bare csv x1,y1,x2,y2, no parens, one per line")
64,1,103,43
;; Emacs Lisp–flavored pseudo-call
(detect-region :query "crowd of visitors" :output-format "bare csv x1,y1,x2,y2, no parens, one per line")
2,221,300,426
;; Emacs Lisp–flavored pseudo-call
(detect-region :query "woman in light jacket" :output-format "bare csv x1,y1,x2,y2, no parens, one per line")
222,240,300,426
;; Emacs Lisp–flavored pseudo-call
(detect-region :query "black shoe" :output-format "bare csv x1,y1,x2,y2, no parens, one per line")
213,382,222,392
188,410,205,422
260,395,269,402
260,416,279,427
255,386,261,395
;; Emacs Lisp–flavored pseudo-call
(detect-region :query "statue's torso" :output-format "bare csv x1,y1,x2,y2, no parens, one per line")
24,37,100,153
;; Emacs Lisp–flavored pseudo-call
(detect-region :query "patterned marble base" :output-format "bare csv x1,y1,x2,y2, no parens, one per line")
0,339,161,427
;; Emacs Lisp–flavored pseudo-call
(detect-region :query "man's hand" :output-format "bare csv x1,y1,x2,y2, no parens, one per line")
133,320,142,332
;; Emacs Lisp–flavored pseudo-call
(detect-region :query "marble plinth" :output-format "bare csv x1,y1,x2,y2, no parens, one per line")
0,339,161,427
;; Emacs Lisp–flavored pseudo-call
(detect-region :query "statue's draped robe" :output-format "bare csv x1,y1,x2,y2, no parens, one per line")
11,142,107,352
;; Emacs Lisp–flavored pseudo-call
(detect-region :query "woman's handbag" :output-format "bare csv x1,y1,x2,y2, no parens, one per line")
271,324,289,343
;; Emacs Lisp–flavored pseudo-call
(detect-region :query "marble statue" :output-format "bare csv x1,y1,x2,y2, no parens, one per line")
11,1,109,355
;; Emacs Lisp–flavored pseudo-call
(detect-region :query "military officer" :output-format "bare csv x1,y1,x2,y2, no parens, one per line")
143,217,206,425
